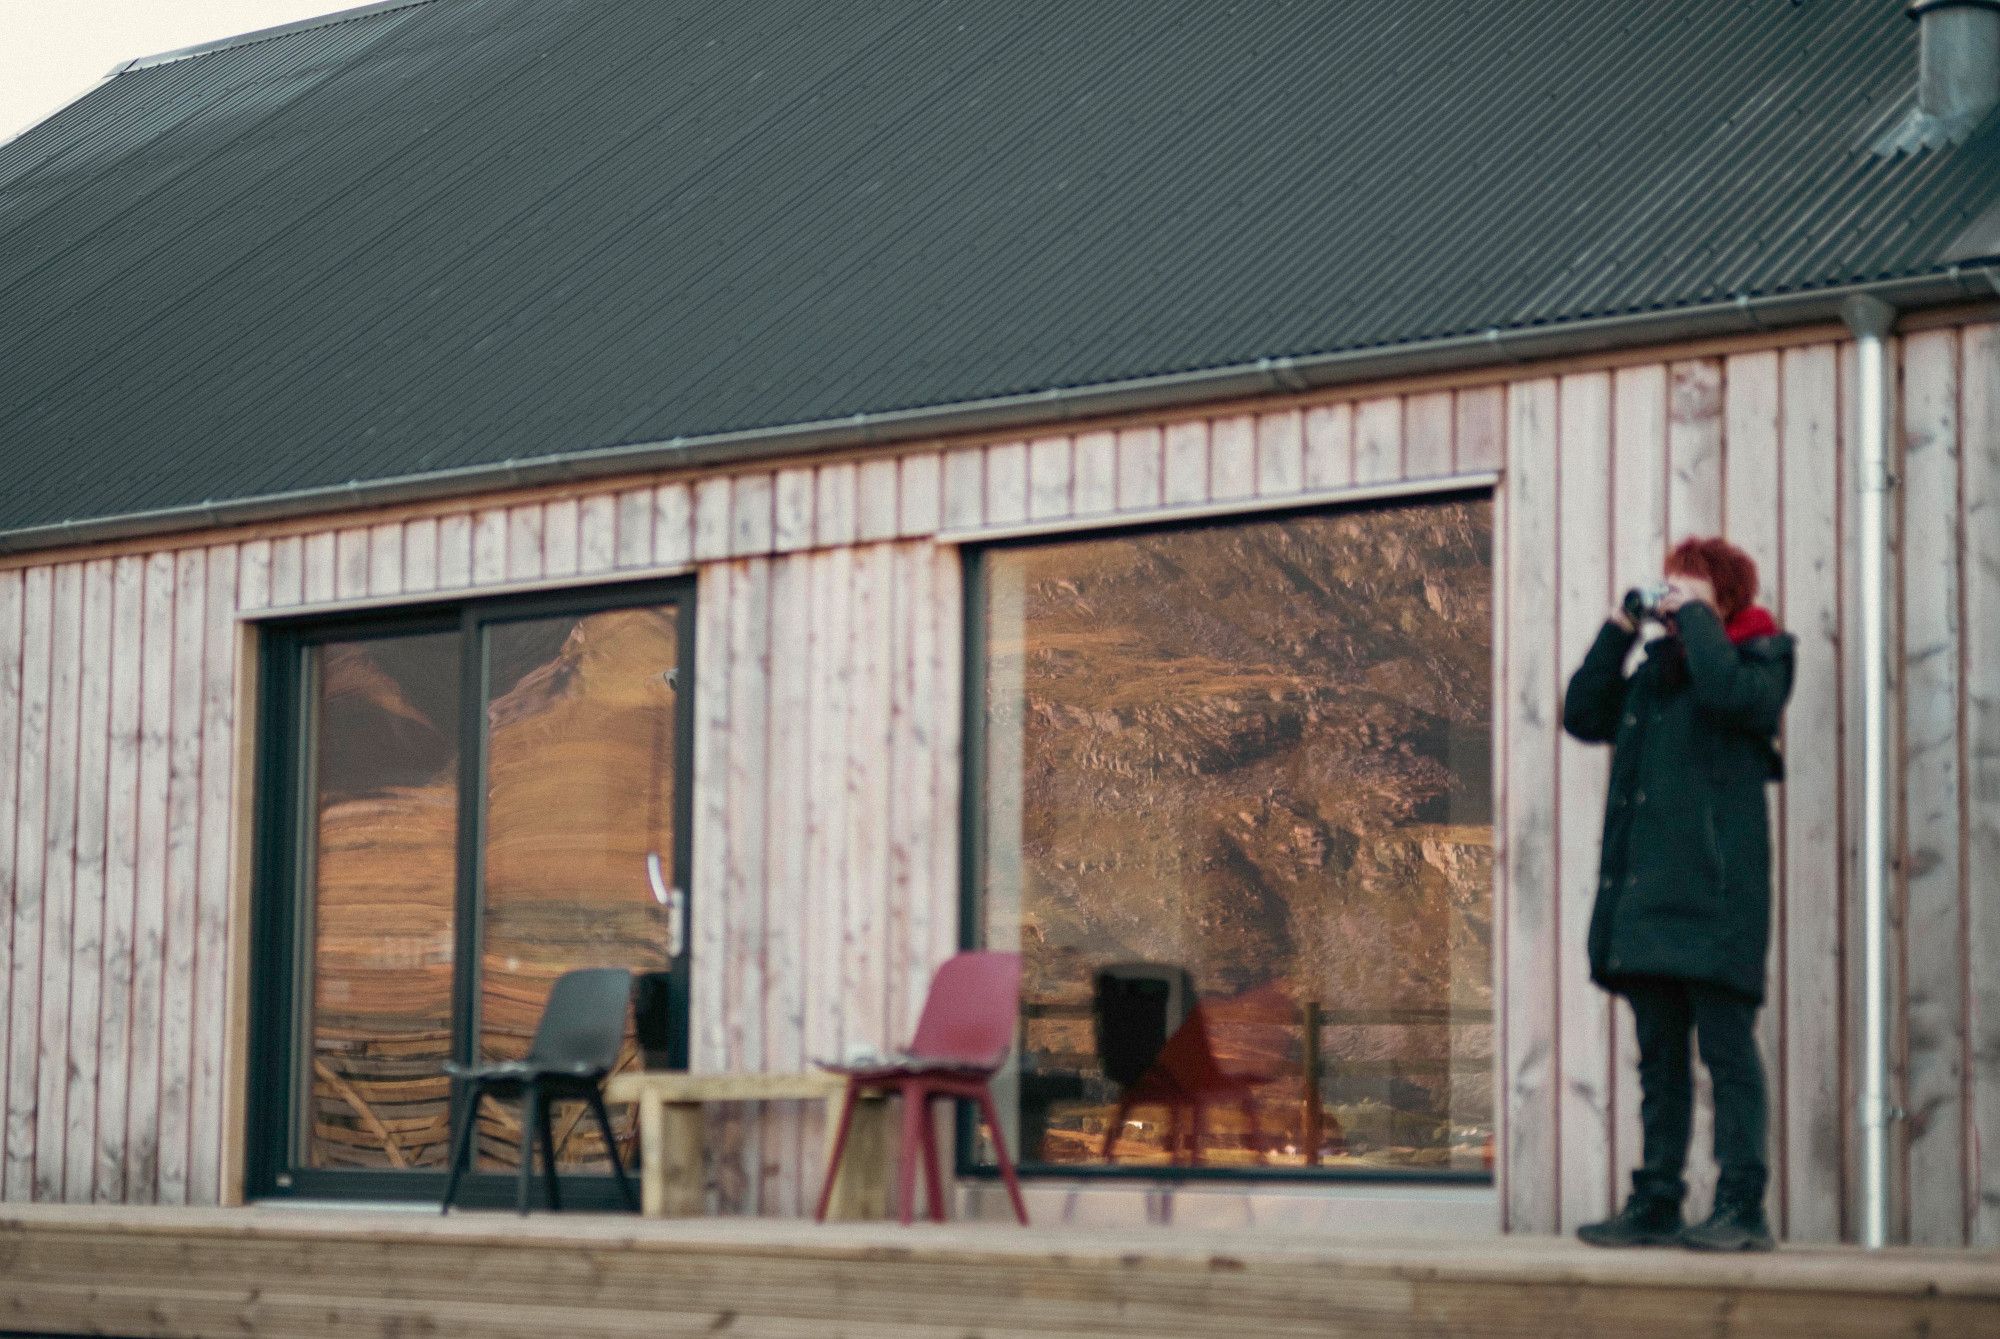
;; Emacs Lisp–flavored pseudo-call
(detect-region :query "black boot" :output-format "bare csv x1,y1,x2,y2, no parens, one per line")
1679,1195,1774,1252
1576,1194,1684,1248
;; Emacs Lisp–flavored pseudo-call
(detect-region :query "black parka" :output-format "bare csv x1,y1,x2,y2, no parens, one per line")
1562,601,1796,1003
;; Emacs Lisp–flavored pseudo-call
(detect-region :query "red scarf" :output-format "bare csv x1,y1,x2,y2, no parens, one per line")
1725,605,1778,644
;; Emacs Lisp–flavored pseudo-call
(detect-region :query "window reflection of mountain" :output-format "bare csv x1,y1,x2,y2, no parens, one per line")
315,637,459,799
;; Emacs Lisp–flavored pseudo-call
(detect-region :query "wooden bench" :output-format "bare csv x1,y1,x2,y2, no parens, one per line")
604,1071,889,1219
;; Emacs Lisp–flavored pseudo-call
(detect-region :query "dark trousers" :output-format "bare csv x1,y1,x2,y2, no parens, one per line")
1622,976,1767,1208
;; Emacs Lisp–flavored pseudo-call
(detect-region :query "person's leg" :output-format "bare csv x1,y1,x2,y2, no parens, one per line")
1626,978,1695,1207
1682,984,1773,1250
1579,978,1691,1246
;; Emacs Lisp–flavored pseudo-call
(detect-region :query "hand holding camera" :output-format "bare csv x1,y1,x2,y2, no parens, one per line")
1617,573,1716,630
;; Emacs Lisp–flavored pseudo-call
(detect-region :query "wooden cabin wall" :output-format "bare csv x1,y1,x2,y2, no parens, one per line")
0,323,1992,1243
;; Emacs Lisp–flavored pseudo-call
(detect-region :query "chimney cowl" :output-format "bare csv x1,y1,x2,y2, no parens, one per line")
1899,0,2000,145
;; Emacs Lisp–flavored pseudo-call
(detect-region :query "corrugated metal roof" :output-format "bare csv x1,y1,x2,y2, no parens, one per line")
1,0,1996,536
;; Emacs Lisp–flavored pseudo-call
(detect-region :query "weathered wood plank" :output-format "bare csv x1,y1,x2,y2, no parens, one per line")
1608,363,1669,1198
653,482,692,570
32,564,85,1202
1354,396,1403,485
858,460,901,544
1114,426,1163,512
762,552,812,1214
885,544,931,1042
942,449,985,532
436,514,473,590
541,499,579,579
368,523,403,597
1027,437,1073,522
732,474,776,557
1207,414,1256,502
123,554,175,1203
577,496,617,576
155,548,208,1204
1555,371,1614,1232
899,454,942,538
61,561,114,1203
1899,328,1965,1246
1071,433,1116,518
189,548,238,1206
691,563,732,1081
400,520,438,594
471,509,508,587
619,487,657,569
928,544,963,978
0,571,23,1189
506,505,545,585
334,529,369,602
774,468,816,553
91,557,141,1204
1404,391,1456,480
1255,410,1304,498
1304,403,1353,491
803,545,854,1091
1778,342,1845,1242
233,540,270,614
1456,385,1505,474
1962,322,2000,1248
984,443,1028,527
1161,422,1208,507
845,544,893,1052
724,557,771,1210
301,533,335,604
3,567,52,1200
1722,349,1787,1225
815,463,859,549
1667,359,1724,539
1502,377,1560,1233
693,479,734,562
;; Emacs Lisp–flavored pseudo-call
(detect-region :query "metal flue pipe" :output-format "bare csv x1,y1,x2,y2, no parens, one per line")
1841,293,1897,1250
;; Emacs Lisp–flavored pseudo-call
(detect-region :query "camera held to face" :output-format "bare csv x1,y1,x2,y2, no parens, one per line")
1623,581,1673,624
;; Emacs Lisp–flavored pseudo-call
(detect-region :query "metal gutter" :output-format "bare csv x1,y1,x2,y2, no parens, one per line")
1,264,1996,558
114,0,440,73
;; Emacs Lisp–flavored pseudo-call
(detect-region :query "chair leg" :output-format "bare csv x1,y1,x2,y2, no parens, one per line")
587,1090,638,1212
974,1087,1029,1227
918,1091,946,1223
1242,1096,1267,1165
518,1086,540,1216
897,1084,925,1226
1189,1099,1209,1168
1100,1090,1140,1161
441,1086,481,1215
536,1090,562,1212
813,1081,863,1223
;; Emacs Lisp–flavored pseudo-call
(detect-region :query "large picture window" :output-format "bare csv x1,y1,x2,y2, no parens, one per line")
966,495,1493,1179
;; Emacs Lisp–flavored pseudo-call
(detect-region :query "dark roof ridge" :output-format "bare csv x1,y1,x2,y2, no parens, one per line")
112,0,442,75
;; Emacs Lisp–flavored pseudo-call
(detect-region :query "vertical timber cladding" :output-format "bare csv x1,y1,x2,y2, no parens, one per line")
0,327,1993,1239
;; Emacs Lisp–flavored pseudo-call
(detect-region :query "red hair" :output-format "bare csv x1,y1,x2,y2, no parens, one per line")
1665,536,1758,621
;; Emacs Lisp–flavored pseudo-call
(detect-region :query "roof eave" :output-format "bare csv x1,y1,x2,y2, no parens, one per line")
3,265,1996,559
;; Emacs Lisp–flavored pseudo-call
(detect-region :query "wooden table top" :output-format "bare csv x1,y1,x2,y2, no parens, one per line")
604,1070,848,1103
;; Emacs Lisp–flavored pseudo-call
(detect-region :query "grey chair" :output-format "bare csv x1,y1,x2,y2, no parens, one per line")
440,966,638,1214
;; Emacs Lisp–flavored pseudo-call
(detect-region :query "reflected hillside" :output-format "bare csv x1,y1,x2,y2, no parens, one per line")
985,501,1494,1171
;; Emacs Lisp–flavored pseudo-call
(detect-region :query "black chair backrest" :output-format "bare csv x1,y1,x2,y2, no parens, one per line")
1092,962,1194,1089
524,967,633,1073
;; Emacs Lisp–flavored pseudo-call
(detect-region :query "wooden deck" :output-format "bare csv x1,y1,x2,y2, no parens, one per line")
1,1205,1997,1338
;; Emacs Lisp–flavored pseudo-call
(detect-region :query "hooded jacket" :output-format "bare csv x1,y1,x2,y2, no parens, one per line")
1561,601,1796,1002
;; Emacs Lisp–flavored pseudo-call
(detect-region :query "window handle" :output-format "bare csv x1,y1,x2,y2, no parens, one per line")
646,851,685,959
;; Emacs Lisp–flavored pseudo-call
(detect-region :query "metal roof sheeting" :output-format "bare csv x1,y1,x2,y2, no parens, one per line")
1,0,1996,536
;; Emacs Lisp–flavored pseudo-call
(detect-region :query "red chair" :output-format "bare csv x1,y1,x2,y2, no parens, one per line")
1099,1004,1271,1168
813,951,1030,1225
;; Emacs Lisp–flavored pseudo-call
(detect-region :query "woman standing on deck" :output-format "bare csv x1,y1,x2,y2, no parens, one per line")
1563,537,1795,1253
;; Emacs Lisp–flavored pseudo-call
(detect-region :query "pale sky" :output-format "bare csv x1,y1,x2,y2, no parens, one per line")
0,0,361,144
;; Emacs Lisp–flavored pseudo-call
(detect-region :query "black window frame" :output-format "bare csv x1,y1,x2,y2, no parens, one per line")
955,487,1498,1187
245,575,697,1207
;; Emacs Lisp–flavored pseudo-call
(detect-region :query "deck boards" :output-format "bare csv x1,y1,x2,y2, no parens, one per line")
1,1206,1996,1339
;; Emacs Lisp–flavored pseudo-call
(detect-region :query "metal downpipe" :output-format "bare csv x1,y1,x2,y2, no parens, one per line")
1841,293,1896,1250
